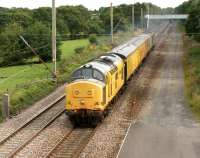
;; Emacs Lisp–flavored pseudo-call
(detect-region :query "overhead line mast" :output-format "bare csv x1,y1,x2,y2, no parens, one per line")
52,0,57,79
141,8,144,30
147,4,150,30
132,1,135,32
110,2,114,44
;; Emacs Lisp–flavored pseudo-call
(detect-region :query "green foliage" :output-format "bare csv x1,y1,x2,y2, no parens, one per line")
176,0,200,42
0,23,27,66
89,34,98,45
0,21,61,65
74,46,85,54
175,1,192,14
161,7,174,14
60,39,89,59
185,4,200,42
10,81,55,115
25,21,61,61
99,3,161,33
57,5,90,35
0,3,163,67
33,7,51,27
183,42,200,118
0,39,89,95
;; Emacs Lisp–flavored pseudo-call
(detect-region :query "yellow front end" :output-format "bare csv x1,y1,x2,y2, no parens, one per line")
66,80,106,112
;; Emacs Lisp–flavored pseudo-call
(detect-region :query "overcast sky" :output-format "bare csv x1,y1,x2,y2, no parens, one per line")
0,0,188,10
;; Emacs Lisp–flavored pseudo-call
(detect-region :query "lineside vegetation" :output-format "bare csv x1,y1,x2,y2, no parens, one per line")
177,0,200,118
182,32,200,119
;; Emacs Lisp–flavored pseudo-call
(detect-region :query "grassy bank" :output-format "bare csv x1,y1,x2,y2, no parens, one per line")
61,39,89,59
0,39,90,119
183,35,200,119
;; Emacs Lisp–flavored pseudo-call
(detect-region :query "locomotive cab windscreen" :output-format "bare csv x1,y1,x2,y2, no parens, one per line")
66,66,107,112
71,67,105,82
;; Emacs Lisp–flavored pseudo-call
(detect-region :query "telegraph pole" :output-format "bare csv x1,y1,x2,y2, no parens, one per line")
52,0,57,79
132,3,135,32
141,8,144,30
147,4,150,30
110,2,114,44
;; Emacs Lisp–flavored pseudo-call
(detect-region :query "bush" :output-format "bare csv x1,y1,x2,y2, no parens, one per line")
74,46,85,54
89,34,98,45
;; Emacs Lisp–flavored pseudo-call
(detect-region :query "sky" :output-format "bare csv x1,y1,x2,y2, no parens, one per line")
0,0,188,10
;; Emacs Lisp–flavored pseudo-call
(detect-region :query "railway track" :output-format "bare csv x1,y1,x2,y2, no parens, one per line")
44,128,95,158
0,95,65,158
42,94,124,158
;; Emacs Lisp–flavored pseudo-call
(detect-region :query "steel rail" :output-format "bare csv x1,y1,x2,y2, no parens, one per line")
7,109,66,158
72,129,97,158
44,128,96,158
0,94,65,146
43,128,74,158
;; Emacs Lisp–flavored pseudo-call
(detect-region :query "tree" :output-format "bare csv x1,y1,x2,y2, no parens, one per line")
162,7,174,14
0,23,27,66
57,5,90,35
0,3,164,67
25,21,61,62
33,7,51,27
186,6,200,41
176,0,200,42
175,1,192,14
88,17,104,34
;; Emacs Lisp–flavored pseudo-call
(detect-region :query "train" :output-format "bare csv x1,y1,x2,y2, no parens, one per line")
66,32,155,126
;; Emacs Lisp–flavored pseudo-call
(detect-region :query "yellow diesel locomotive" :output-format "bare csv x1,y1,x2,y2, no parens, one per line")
66,33,154,125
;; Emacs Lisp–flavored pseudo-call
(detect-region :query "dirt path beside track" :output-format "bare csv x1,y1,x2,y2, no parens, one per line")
118,23,200,158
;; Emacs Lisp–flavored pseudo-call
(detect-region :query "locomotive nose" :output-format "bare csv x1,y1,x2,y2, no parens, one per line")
66,81,105,110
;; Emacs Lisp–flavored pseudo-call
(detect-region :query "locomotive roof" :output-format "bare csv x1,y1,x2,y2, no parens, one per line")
79,53,123,75
112,33,153,58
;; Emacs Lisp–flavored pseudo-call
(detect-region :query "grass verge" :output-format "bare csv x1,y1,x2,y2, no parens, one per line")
183,34,200,119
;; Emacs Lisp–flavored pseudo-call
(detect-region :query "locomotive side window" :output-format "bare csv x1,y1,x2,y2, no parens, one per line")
72,70,82,80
